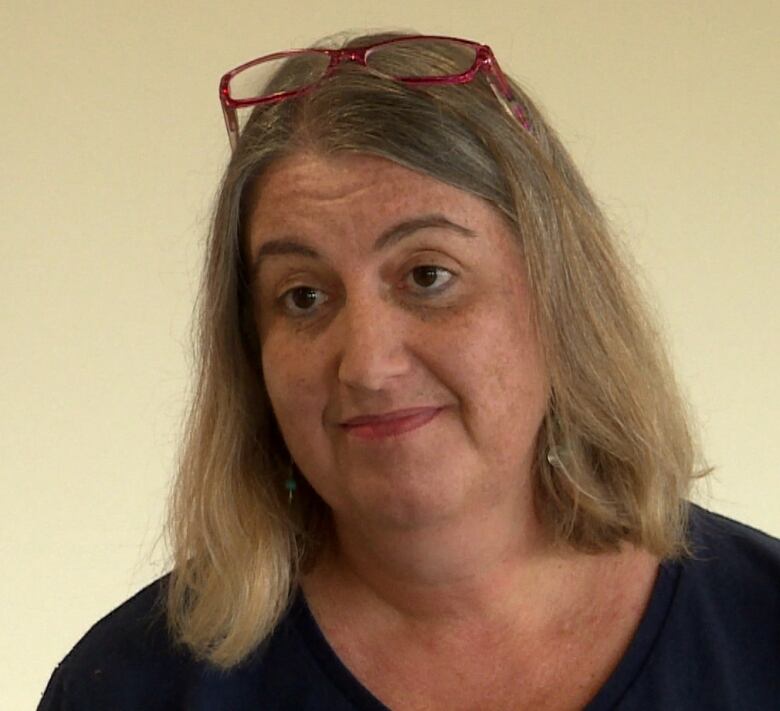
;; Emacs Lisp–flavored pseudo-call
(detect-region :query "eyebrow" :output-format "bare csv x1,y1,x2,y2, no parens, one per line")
249,214,476,281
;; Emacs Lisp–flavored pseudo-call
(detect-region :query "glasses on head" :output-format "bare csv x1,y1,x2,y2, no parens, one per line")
218,34,532,151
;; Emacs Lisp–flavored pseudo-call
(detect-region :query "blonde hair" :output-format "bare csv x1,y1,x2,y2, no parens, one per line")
166,31,711,668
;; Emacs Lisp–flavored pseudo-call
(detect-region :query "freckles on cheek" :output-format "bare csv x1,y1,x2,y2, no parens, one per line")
259,336,295,410
261,332,326,421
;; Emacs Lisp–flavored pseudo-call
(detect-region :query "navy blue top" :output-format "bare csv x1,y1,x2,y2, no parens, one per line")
38,505,780,710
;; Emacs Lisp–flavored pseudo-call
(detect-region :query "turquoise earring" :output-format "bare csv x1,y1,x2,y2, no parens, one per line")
284,462,297,504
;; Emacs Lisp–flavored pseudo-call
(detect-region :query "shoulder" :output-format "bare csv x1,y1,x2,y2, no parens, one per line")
636,504,779,706
38,575,192,710
61,575,176,664
675,504,780,638
38,579,355,710
683,503,780,590
600,505,780,710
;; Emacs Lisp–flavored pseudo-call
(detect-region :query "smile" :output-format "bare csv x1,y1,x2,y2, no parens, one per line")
341,407,442,440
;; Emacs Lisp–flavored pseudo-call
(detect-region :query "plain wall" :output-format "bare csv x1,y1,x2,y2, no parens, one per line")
2,1,777,708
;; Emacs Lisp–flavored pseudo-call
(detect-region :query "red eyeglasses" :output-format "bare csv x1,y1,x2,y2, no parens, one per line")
219,35,532,151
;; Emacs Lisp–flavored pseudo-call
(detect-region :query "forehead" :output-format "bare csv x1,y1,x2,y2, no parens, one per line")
247,151,502,238
246,152,521,273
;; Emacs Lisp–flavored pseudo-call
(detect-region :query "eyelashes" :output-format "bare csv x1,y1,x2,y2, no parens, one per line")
276,265,457,318
278,286,326,315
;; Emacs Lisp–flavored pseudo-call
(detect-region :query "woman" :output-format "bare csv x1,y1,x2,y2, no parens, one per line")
39,32,779,710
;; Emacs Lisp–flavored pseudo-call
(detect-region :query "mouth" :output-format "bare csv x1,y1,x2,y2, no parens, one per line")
341,407,442,440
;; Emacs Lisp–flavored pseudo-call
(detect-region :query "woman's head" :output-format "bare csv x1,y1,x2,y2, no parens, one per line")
248,149,550,539
167,30,709,668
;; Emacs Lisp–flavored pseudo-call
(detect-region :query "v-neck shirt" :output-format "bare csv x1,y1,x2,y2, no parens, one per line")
38,504,780,710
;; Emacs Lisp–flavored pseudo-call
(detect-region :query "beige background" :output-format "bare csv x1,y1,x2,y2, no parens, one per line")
2,1,777,707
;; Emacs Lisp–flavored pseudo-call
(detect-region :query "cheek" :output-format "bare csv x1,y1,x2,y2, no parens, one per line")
260,333,325,434
453,296,549,436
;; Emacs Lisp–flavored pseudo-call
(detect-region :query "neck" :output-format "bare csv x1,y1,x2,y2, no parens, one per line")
303,495,598,631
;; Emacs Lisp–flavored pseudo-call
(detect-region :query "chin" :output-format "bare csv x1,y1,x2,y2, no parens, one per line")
348,477,473,532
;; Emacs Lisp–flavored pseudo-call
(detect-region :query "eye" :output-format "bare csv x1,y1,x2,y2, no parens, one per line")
278,286,328,316
405,265,455,293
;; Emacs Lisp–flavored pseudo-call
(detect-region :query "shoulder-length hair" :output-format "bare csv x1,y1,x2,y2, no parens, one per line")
166,31,711,668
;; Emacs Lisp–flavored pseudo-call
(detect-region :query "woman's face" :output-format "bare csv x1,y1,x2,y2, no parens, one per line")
248,151,550,530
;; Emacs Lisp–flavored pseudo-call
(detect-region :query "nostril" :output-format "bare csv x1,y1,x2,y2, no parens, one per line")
337,339,411,391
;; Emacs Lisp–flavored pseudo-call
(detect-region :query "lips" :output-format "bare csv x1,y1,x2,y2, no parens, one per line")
341,407,442,440
341,407,440,426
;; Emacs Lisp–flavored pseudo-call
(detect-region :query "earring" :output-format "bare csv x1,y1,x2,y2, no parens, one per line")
284,461,297,504
546,446,564,468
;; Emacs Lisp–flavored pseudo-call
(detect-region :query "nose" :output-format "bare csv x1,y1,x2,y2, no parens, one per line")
336,294,412,392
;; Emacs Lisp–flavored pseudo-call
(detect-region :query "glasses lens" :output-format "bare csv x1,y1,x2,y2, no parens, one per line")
365,38,478,80
229,51,332,101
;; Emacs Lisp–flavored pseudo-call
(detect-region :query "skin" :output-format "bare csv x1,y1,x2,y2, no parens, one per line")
248,151,659,709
